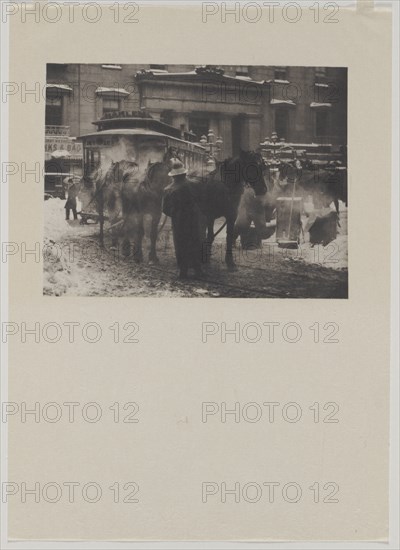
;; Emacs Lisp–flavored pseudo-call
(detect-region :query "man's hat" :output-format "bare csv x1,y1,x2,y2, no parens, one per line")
168,158,187,177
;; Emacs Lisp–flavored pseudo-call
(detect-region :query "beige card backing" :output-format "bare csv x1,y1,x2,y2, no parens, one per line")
7,2,391,541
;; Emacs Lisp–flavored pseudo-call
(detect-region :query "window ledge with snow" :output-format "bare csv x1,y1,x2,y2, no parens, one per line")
310,102,333,108
101,65,122,70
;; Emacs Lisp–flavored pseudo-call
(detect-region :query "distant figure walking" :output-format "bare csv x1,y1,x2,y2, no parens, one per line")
64,177,78,220
162,159,204,280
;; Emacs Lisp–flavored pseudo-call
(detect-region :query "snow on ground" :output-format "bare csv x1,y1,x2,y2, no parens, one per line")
42,198,189,297
265,207,348,271
285,203,348,270
43,198,78,296
42,197,348,298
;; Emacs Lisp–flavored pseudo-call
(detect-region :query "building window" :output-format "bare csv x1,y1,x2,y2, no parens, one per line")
188,116,209,141
315,67,327,82
236,65,249,77
103,98,120,116
315,110,329,137
150,64,166,70
46,96,63,125
274,66,287,81
275,109,289,140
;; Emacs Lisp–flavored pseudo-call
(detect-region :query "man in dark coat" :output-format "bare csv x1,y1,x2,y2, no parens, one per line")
162,159,204,279
64,177,78,220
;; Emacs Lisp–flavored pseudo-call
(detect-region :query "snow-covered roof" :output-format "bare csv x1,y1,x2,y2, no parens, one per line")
95,87,130,96
266,79,290,84
136,69,267,86
147,71,197,77
78,128,206,149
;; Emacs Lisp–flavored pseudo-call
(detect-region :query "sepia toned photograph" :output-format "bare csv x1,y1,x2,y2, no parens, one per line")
5,1,396,545
44,63,348,298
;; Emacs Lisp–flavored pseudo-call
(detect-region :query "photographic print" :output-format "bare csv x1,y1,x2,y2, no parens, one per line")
6,1,395,544
44,63,348,298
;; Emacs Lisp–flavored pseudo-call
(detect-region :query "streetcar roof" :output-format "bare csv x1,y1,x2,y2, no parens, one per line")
77,129,206,149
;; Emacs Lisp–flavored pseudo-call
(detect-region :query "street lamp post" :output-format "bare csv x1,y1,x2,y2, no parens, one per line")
200,129,223,171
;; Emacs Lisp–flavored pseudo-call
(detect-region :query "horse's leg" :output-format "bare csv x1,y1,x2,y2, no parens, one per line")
334,197,340,215
108,201,121,250
132,213,144,264
121,234,131,257
98,191,105,248
149,209,161,264
203,218,214,263
225,216,236,270
121,212,132,258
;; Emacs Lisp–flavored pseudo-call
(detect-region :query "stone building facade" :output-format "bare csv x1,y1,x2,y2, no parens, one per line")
46,63,347,160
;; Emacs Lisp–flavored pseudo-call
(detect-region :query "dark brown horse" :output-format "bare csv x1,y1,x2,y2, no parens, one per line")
187,149,268,268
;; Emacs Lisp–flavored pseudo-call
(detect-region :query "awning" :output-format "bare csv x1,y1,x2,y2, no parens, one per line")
46,84,73,92
51,149,71,159
310,102,332,108
270,99,296,106
45,150,82,162
95,87,130,96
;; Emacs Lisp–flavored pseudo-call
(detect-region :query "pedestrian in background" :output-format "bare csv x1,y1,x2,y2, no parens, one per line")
64,177,78,221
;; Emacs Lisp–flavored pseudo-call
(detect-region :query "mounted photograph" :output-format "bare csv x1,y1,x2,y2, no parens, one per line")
43,63,348,298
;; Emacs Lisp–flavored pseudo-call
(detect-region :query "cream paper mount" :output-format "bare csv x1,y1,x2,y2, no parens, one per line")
5,0,392,542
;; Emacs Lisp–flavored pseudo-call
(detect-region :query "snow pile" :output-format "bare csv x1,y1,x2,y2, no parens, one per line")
274,205,348,270
294,233,348,270
43,241,75,296
44,197,81,241
43,198,76,296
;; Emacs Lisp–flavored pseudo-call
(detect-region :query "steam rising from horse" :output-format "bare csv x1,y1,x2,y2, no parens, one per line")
89,159,170,263
272,161,347,214
89,149,269,269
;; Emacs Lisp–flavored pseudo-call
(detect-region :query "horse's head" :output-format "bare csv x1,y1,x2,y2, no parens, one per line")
239,149,268,196
144,160,171,192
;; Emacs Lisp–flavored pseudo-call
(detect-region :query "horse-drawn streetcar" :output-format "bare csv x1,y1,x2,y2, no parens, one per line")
78,111,207,178
76,111,217,263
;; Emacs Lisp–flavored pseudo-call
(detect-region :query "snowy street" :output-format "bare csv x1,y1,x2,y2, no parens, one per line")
44,198,348,298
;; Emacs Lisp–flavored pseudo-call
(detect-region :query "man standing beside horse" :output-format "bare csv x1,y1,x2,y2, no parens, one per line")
162,159,204,280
